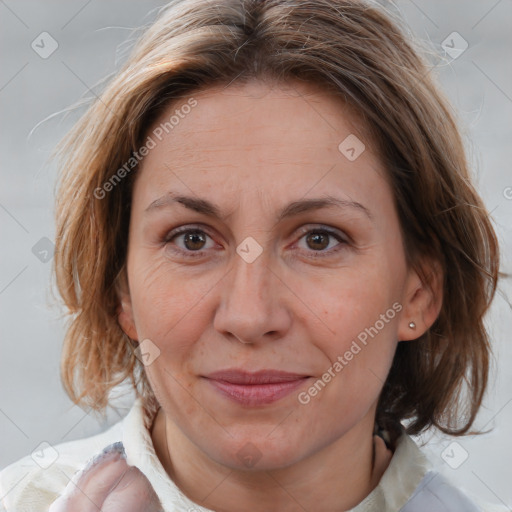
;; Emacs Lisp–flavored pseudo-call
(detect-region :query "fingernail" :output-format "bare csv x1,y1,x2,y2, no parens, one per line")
81,441,127,473
102,441,126,457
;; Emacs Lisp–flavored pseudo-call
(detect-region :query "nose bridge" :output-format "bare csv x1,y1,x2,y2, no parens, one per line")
214,240,289,343
228,243,273,313
225,190,274,303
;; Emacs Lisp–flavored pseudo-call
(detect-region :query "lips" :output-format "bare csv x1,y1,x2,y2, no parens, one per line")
203,369,310,406
205,369,310,384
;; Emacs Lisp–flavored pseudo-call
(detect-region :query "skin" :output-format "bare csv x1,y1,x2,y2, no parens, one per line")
48,445,163,512
117,79,442,511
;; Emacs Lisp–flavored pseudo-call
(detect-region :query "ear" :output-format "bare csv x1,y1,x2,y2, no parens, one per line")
115,267,138,341
397,257,443,342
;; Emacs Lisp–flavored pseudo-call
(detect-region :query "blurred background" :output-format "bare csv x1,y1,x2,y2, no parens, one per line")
1,0,511,508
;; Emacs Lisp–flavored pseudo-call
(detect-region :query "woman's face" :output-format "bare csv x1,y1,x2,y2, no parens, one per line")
118,80,430,470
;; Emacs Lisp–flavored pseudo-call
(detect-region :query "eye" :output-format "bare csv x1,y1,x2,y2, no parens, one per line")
295,226,349,257
164,226,216,256
163,224,349,259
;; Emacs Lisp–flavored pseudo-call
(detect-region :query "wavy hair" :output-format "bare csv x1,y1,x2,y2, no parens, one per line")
53,0,501,435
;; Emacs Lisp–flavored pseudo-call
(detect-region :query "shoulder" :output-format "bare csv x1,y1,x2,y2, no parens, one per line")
0,420,124,512
400,470,495,512
369,432,506,512
394,437,507,512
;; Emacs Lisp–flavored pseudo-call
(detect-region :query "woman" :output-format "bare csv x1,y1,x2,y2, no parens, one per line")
0,0,504,510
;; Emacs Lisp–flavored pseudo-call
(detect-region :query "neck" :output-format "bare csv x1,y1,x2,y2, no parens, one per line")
151,406,393,512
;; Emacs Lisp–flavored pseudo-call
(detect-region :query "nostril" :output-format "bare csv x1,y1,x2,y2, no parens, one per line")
233,334,252,344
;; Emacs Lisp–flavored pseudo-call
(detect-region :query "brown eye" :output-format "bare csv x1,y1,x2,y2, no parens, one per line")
165,227,216,256
305,231,330,251
296,227,348,257
182,231,207,251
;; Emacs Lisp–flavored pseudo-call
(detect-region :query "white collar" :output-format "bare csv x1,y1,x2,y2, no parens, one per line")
350,432,431,511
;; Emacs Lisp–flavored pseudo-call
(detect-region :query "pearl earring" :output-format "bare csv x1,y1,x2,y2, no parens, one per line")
408,321,416,329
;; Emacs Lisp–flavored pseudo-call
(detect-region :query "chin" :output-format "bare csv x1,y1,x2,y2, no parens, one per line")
203,431,312,472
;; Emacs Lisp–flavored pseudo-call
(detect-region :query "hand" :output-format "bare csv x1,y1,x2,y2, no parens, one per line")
49,442,164,512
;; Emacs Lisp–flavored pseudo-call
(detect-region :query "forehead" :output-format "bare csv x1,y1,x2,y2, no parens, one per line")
150,79,370,152
133,80,390,214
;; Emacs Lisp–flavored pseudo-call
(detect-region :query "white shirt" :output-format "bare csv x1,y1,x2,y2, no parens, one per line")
0,397,503,511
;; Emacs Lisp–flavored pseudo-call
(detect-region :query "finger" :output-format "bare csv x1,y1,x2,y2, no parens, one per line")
102,466,164,512
49,443,130,512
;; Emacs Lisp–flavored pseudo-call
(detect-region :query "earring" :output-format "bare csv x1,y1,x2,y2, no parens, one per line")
408,321,416,329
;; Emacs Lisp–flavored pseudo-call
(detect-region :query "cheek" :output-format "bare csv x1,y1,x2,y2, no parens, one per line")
305,263,400,387
128,257,217,356
308,264,397,338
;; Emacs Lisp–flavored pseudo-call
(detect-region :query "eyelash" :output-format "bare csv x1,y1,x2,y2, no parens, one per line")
163,224,350,259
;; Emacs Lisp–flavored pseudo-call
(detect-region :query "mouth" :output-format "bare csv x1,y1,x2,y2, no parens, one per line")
202,369,311,406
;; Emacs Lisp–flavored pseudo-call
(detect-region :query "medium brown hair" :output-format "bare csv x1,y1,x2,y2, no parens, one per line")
53,0,501,435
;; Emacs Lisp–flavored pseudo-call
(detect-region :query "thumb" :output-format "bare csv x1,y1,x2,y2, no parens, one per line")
101,464,164,512
49,442,162,512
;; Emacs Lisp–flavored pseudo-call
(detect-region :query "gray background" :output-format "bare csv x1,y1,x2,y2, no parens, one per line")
1,0,511,508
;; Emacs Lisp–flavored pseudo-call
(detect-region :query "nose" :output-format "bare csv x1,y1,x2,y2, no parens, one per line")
213,248,292,345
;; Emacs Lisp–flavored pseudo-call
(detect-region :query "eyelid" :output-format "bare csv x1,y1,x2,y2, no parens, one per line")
164,223,213,241
164,224,218,248
295,224,348,239
165,223,348,243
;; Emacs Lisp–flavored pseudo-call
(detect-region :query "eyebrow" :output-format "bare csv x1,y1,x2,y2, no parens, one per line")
144,192,373,223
